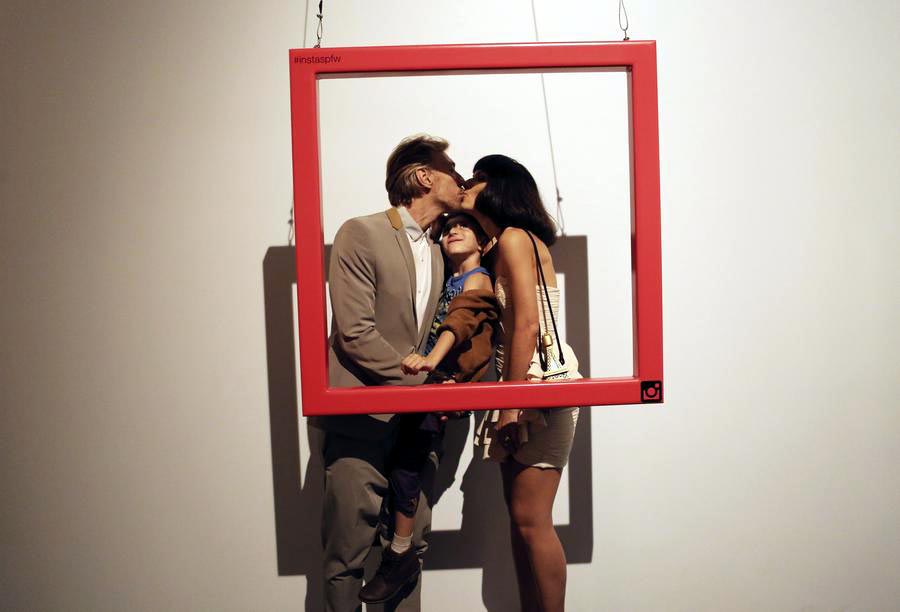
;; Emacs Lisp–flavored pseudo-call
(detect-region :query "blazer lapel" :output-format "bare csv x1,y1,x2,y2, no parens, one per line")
417,240,445,352
386,208,419,334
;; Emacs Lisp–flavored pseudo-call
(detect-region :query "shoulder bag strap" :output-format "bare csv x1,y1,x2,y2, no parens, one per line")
525,231,565,369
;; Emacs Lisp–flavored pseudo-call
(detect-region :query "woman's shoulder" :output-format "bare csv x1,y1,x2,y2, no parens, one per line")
496,226,536,251
497,226,548,262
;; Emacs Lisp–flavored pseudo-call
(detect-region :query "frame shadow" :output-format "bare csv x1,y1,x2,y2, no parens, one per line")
264,237,593,611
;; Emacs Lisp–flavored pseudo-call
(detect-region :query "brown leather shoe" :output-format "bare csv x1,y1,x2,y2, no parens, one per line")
358,547,421,604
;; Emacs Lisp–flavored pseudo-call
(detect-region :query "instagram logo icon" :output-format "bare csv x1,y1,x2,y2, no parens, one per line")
641,381,663,403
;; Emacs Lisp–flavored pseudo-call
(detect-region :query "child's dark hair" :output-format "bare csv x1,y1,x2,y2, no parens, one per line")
432,212,489,246
472,154,557,246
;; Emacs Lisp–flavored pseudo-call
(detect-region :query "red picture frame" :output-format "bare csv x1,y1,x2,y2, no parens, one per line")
289,41,663,415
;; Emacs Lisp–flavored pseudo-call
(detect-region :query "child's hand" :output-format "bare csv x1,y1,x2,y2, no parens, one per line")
401,353,435,375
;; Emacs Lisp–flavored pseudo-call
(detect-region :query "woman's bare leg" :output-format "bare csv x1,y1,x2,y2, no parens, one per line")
501,459,566,612
502,461,541,612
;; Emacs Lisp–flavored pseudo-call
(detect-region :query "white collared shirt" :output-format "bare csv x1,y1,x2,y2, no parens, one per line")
397,205,432,335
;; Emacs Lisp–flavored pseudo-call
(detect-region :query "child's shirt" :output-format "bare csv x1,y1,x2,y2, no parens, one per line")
410,267,500,433
424,266,490,355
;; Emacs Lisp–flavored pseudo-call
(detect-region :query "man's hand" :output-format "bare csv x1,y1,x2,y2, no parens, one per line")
401,352,438,375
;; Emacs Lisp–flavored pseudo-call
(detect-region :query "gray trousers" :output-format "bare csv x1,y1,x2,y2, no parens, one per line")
321,429,437,612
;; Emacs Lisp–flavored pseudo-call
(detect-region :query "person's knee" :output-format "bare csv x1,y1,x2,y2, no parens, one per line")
324,564,364,584
514,522,548,549
389,467,423,518
326,456,387,497
322,457,386,563
508,499,552,533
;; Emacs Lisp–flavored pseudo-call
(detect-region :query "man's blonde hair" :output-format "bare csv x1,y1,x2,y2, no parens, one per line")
385,134,449,206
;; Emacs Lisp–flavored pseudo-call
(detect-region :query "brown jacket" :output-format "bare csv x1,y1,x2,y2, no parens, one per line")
436,289,501,383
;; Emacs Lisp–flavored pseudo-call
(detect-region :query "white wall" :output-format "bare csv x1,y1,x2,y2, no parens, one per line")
318,67,634,377
2,1,898,611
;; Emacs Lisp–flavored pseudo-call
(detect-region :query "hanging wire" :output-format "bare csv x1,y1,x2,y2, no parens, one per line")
290,1,325,245
530,0,566,236
288,206,295,246
314,0,324,48
619,0,630,40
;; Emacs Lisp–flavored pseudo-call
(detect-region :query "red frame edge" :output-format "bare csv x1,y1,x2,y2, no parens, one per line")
288,41,663,415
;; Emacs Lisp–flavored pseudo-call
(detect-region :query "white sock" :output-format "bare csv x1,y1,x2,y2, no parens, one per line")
390,533,412,555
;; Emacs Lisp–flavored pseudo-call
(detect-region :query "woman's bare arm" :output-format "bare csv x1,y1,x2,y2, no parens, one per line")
492,229,542,441
497,229,541,382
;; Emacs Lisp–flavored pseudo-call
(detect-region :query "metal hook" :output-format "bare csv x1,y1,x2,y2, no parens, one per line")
288,206,295,246
619,0,630,41
314,0,323,48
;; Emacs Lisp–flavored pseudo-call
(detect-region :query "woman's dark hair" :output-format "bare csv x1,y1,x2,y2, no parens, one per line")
472,154,557,246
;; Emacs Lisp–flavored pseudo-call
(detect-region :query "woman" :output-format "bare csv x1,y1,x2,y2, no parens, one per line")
463,154,581,612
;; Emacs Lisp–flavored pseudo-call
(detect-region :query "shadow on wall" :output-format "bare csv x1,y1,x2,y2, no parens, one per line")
263,238,593,612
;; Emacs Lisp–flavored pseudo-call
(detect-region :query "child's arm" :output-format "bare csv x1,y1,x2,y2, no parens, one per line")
401,329,456,374
400,271,493,375
461,270,493,293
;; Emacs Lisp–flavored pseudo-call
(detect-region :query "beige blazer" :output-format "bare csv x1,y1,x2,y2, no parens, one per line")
315,207,444,439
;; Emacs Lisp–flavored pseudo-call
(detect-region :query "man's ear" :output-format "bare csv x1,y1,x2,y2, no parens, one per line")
414,166,433,190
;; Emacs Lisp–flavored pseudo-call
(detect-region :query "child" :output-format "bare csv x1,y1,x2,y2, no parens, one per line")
357,212,499,605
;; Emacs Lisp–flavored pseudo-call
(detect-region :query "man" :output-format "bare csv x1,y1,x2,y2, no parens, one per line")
316,134,464,611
